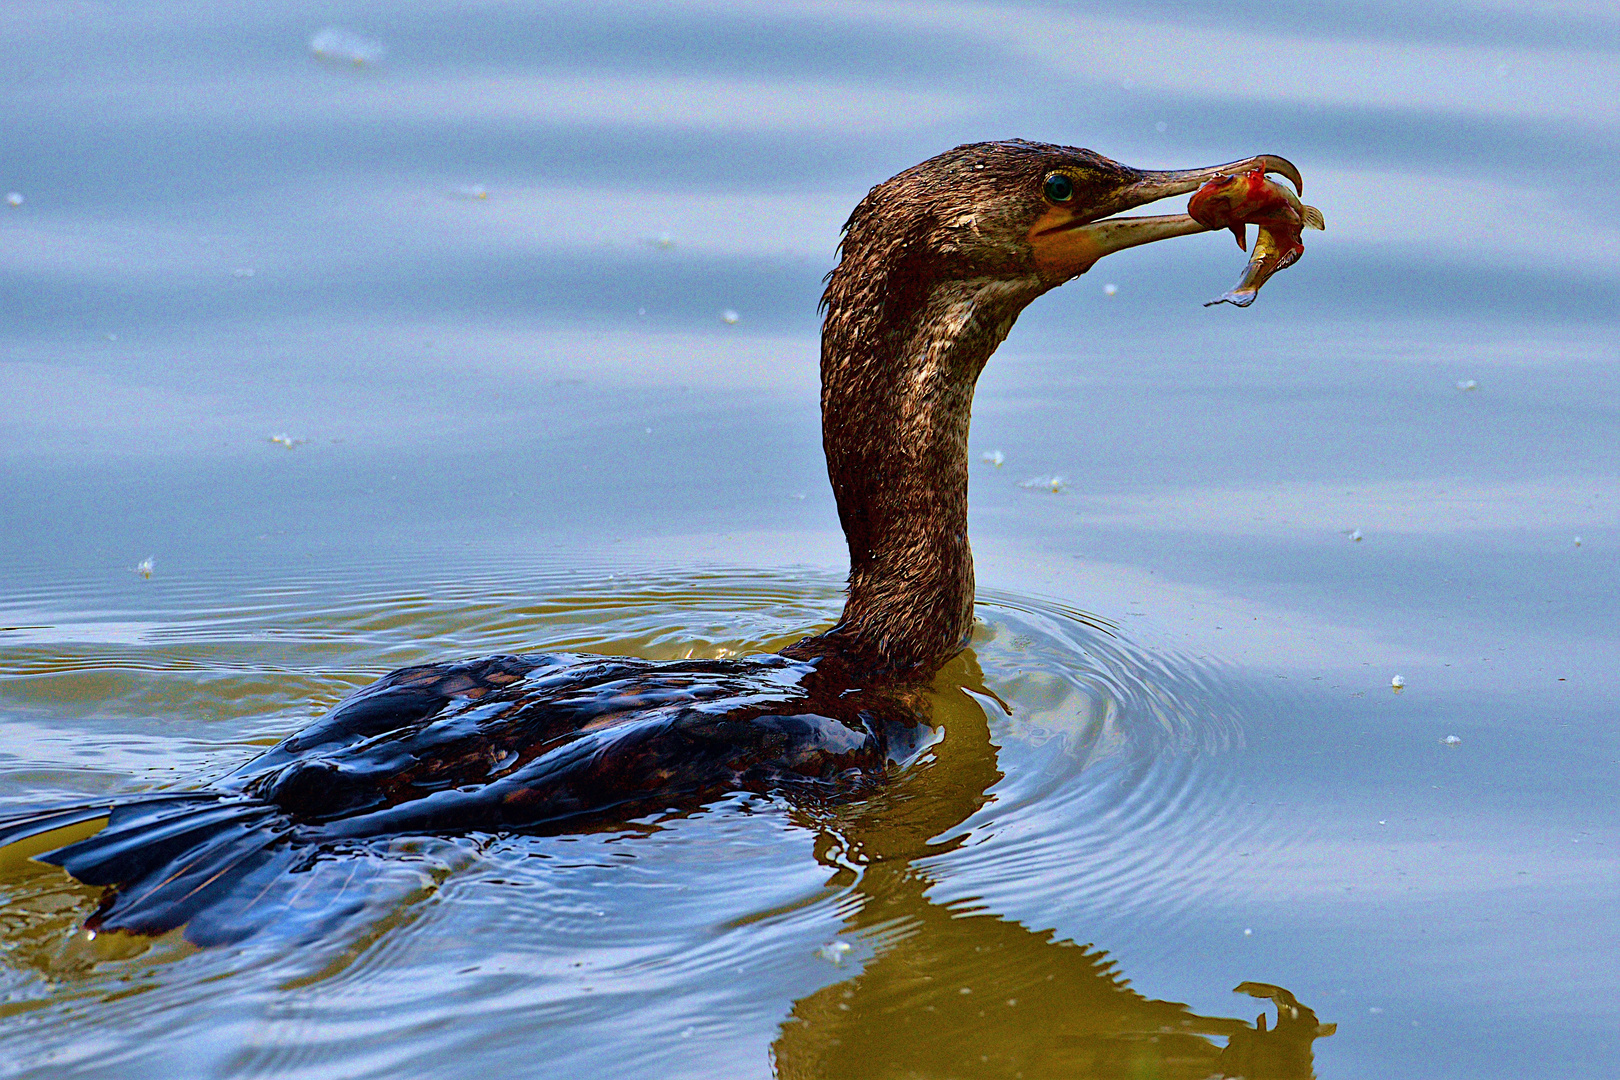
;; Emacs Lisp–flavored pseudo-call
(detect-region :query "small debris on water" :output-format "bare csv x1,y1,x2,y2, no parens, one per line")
310,27,386,66
1347,528,1363,542
1456,379,1479,391
645,233,675,249
269,433,307,449
1018,475,1066,493
981,449,1005,467
1243,928,1253,936
1573,536,1583,547
453,184,488,200
5,192,22,207
816,941,853,966
1391,674,1405,691
1103,283,1118,296
133,557,155,579
1441,734,1462,746
232,267,255,278
721,309,740,325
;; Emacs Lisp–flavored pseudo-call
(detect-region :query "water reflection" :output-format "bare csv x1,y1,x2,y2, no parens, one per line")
777,650,1333,1079
0,571,1336,1078
2,0,1617,1071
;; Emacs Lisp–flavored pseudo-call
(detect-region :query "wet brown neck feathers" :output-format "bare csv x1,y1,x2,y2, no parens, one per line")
784,160,1050,679
778,138,1266,679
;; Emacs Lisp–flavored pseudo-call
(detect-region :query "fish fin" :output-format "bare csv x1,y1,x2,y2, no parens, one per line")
1301,205,1325,231
1204,289,1258,308
1230,224,1247,251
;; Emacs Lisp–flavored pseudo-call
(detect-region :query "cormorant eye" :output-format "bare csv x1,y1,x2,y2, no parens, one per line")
1043,173,1074,203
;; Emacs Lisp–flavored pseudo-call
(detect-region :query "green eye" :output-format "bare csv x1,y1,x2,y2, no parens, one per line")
1043,173,1074,202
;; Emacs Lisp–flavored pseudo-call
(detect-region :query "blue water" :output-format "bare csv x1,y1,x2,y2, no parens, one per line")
2,2,1617,1077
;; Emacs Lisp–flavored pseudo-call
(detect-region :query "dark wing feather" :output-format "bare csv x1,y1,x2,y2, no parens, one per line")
4,651,924,943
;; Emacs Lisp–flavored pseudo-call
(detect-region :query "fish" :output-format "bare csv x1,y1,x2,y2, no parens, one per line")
1187,168,1325,307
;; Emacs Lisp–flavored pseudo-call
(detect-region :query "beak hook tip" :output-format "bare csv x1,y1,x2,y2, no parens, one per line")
1259,155,1304,196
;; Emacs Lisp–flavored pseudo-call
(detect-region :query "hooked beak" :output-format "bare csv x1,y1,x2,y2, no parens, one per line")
1029,154,1302,281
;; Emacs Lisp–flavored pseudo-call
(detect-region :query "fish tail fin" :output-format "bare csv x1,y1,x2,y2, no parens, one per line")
1229,223,1248,250
4,794,304,945
1301,205,1325,231
1205,290,1258,308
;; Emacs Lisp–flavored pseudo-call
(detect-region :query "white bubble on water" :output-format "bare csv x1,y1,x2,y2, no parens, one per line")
310,27,386,66
816,940,853,966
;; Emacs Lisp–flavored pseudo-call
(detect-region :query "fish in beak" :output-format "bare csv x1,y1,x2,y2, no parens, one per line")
1028,155,1304,282
1027,154,1319,306
1188,168,1325,307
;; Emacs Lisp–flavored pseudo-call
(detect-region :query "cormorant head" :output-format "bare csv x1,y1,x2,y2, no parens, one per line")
835,139,1303,294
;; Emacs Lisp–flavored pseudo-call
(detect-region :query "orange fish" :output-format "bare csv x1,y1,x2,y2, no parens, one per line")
1188,168,1324,307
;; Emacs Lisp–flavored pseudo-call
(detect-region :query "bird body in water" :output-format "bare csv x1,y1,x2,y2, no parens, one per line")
0,140,1306,943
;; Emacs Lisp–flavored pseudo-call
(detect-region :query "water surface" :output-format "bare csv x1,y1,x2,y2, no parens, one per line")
2,1,1616,1077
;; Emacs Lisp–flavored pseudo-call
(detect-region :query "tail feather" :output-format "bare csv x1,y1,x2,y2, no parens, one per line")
46,796,277,885
0,804,117,870
98,834,293,943
1,794,308,944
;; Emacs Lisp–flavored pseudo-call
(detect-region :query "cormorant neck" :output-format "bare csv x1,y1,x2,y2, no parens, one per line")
787,272,1043,678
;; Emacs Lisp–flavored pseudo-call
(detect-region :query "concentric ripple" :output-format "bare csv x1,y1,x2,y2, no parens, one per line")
0,561,1284,1079
924,588,1271,936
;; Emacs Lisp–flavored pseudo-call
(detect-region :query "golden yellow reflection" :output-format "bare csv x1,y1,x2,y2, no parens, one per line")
774,650,1334,1079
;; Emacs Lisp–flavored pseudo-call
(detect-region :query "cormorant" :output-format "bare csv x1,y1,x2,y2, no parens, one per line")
0,141,1305,944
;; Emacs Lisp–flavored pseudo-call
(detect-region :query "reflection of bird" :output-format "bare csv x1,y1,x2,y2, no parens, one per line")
1,141,1302,943
776,649,1334,1080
